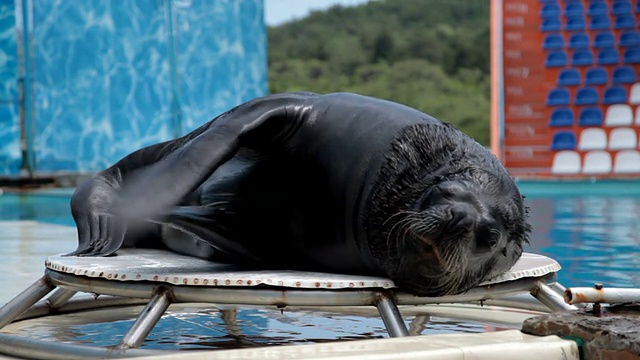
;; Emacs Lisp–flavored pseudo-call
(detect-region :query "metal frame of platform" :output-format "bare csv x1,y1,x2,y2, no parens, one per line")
0,250,577,359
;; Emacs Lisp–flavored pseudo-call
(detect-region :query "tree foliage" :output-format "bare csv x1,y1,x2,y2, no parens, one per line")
267,0,491,144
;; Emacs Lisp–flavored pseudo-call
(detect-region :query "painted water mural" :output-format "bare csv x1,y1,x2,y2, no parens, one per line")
0,0,267,177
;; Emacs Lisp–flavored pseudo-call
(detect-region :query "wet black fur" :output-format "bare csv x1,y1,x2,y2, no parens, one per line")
363,122,532,295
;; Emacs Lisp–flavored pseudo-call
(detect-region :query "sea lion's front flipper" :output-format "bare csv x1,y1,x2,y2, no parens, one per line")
67,92,316,257
149,206,262,264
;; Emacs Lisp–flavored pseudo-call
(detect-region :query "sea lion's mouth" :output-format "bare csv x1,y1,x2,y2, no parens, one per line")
416,234,447,270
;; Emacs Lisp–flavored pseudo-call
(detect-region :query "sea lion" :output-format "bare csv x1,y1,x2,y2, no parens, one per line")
66,92,531,297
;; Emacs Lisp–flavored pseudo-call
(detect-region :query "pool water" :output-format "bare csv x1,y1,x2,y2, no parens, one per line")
1,180,639,349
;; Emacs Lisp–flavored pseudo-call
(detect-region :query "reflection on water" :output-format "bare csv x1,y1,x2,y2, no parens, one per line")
10,306,489,350
524,188,640,288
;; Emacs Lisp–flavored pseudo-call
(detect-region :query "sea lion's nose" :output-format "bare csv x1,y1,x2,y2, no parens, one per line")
446,203,477,232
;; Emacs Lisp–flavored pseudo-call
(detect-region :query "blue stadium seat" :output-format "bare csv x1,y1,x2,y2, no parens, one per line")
612,66,635,84
587,1,608,16
590,15,611,30
551,131,577,150
541,17,562,31
597,48,619,65
541,3,561,17
564,2,584,16
615,14,636,29
593,32,615,48
565,16,586,31
549,108,575,127
623,48,640,64
619,31,640,47
572,50,594,66
564,15,587,31
547,88,571,106
558,68,581,86
575,87,599,105
585,67,608,85
603,86,627,104
568,32,590,49
543,34,564,50
546,51,568,67
578,107,604,126
612,0,632,15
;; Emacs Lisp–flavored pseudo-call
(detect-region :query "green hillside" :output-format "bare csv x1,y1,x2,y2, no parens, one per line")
267,0,491,144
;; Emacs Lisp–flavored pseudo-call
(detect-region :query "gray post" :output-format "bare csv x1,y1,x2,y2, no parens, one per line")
532,282,578,312
117,287,173,349
374,292,409,337
0,276,55,329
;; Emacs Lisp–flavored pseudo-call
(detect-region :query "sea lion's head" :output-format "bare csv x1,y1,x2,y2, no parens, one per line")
365,123,531,297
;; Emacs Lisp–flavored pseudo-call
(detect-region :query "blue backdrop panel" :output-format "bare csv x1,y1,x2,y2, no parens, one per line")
0,0,21,176
0,0,266,176
175,0,267,133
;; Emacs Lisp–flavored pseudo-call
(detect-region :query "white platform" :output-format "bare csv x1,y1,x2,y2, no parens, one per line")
45,250,561,290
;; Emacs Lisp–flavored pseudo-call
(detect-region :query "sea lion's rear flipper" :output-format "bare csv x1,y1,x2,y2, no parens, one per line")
149,206,261,263
67,92,316,257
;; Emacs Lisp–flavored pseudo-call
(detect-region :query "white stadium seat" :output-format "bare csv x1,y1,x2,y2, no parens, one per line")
608,127,638,150
582,151,612,175
578,128,607,150
551,151,581,175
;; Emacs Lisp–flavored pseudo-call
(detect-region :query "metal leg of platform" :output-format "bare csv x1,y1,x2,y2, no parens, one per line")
374,292,409,337
0,276,55,330
45,288,77,310
117,287,173,349
408,315,431,336
531,282,578,312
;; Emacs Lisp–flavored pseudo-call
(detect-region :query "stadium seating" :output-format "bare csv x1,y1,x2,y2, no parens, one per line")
568,33,590,49
551,151,581,174
547,87,571,105
613,150,640,173
543,34,564,49
619,31,640,47
627,83,640,104
535,0,640,177
549,108,574,126
557,68,581,86
575,87,599,105
582,151,612,174
578,128,607,150
579,107,604,126
604,104,634,126
545,51,568,67
585,67,608,85
603,86,627,104
593,32,615,48
608,128,638,150
612,66,636,84
551,131,577,150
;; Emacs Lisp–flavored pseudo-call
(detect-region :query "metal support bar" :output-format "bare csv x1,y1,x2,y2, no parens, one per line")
408,315,430,336
564,287,640,305
531,282,578,312
45,288,77,310
117,287,173,349
0,276,54,329
374,292,409,337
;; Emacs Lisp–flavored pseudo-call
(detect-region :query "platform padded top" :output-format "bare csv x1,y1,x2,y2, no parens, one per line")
45,250,561,290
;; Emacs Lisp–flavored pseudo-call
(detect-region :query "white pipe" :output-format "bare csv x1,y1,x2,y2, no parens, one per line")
564,287,640,304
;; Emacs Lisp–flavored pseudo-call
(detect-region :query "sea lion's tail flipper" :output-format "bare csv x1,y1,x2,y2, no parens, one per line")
149,206,262,264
